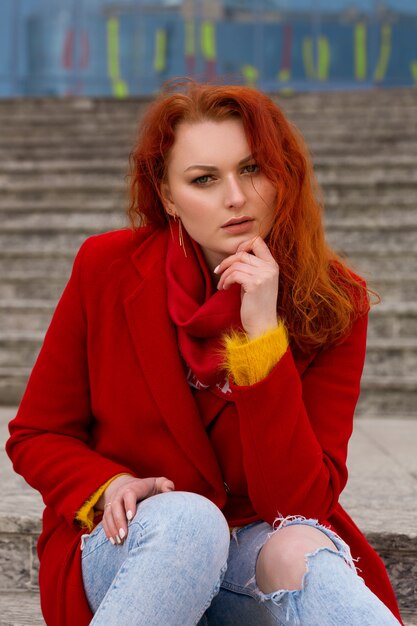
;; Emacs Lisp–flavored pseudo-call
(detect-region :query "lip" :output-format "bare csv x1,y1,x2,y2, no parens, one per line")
221,216,254,228
221,217,255,235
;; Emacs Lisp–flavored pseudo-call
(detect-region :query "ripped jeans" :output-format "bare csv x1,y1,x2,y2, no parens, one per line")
81,491,400,626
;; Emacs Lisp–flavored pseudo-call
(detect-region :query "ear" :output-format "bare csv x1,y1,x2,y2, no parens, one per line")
160,182,176,217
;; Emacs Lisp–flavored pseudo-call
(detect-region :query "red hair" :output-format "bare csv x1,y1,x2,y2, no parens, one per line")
127,81,371,351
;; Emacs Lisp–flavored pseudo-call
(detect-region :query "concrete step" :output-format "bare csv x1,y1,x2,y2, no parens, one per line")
0,272,413,304
1,300,415,337
1,154,417,173
1,409,416,622
1,210,126,231
361,337,417,378
4,140,417,161
0,335,393,374
344,252,417,279
1,193,416,215
0,335,415,408
0,592,44,626
3,208,417,231
2,179,417,204
356,377,417,418
1,226,416,256
0,250,76,275
0,275,68,301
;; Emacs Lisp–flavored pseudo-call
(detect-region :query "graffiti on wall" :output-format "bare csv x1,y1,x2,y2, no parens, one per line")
50,14,417,96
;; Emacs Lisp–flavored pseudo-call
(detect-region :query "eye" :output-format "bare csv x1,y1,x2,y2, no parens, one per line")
242,163,259,175
192,175,212,185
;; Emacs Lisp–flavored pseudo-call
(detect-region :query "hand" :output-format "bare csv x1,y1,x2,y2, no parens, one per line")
215,237,279,340
97,474,175,545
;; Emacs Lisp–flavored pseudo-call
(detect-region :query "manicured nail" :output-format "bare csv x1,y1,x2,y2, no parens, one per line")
213,264,220,274
109,537,115,546
126,510,133,521
115,535,122,545
119,528,126,540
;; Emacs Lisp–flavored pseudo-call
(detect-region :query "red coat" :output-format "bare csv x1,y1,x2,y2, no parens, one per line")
7,227,402,625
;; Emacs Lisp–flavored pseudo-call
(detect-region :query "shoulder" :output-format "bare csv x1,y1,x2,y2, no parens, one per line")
76,226,167,272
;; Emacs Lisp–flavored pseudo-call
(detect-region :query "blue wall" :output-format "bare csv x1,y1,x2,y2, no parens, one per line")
1,0,417,97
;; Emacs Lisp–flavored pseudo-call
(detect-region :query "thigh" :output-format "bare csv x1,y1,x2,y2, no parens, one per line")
206,521,278,626
205,518,356,626
80,520,135,612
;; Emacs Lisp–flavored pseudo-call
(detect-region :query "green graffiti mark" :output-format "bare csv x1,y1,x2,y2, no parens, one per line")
242,64,259,87
154,29,167,73
355,22,367,80
201,21,216,61
411,61,417,85
107,18,128,98
303,37,330,81
374,24,391,82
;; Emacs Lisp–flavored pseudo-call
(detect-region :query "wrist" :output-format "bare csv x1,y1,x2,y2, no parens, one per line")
246,321,279,342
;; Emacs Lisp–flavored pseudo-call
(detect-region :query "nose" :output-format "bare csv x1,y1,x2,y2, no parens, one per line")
224,174,246,209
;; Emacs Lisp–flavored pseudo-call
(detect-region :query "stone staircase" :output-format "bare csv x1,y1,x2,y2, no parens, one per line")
0,89,416,624
0,90,416,413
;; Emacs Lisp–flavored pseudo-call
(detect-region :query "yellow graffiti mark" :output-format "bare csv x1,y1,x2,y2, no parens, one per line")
411,61,417,85
185,20,195,57
201,21,216,61
355,22,367,80
154,29,167,73
374,24,391,82
303,37,330,81
278,68,290,82
242,64,259,87
107,18,128,98
317,37,330,80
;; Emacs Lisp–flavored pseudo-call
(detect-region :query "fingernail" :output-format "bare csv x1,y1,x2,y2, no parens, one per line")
115,535,122,545
109,537,115,546
119,528,126,540
213,264,220,274
126,510,133,521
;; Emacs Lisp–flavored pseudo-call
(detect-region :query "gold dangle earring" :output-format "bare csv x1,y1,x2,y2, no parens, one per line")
177,218,187,257
172,214,187,258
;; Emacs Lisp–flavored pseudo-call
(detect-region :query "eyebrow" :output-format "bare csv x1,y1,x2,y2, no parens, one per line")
184,154,254,173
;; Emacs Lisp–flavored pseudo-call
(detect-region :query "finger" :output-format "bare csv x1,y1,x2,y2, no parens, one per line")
221,269,267,292
241,236,277,262
236,237,259,253
102,505,120,545
108,500,129,545
217,262,258,290
215,250,263,277
158,478,175,493
123,488,140,527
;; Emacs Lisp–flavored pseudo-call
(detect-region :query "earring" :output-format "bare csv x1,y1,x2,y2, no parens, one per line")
177,218,187,257
171,213,187,258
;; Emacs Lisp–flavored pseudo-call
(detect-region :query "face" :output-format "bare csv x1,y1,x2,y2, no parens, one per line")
161,118,277,271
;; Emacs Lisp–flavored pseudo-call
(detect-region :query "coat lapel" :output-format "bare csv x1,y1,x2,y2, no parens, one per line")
123,229,225,493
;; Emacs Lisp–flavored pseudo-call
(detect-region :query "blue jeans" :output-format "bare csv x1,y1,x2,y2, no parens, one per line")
81,492,400,626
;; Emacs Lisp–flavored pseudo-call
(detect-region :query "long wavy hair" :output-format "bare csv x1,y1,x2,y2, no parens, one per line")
127,81,371,352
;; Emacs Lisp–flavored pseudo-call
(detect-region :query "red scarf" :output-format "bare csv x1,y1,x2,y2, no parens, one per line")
166,221,242,387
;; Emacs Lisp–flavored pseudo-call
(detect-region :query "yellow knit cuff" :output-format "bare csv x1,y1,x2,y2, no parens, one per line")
75,473,128,530
223,322,289,386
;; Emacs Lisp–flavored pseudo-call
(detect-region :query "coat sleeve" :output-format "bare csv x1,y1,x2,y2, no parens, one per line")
6,240,134,527
231,312,368,525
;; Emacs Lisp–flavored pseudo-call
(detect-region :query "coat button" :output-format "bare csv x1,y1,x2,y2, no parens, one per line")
224,481,231,494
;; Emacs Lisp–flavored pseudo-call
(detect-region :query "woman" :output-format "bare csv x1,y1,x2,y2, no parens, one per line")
7,82,403,626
